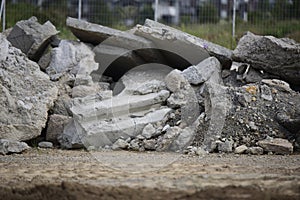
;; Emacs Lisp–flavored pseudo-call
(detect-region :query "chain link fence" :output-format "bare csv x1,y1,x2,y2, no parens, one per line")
1,0,300,48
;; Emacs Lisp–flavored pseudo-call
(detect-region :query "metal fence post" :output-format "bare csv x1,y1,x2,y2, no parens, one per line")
154,0,158,22
232,0,237,41
78,0,82,20
0,0,5,32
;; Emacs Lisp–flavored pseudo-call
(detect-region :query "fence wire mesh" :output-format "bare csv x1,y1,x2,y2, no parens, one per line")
1,0,300,49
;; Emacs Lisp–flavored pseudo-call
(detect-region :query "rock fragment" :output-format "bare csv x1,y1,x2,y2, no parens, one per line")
0,139,30,155
38,141,53,148
0,38,58,141
46,114,72,144
7,16,59,61
233,32,300,86
258,138,293,155
234,145,248,154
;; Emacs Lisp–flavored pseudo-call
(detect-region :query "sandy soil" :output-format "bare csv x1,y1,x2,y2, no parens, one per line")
0,149,299,200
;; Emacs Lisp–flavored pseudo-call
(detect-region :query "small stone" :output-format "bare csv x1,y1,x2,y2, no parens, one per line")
248,147,264,155
143,139,156,150
234,145,248,154
141,124,156,139
258,138,293,155
248,121,258,131
217,139,233,153
87,146,96,151
0,139,30,155
260,84,273,101
136,135,145,140
162,124,171,132
38,141,53,148
129,139,140,151
112,139,129,150
195,147,208,156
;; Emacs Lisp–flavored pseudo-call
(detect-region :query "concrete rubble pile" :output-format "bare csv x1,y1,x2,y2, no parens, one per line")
0,16,299,155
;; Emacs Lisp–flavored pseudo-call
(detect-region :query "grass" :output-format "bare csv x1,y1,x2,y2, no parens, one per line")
1,2,299,50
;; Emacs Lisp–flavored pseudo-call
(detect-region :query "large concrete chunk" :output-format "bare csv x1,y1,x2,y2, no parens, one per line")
0,139,30,155
46,40,98,82
182,57,223,85
133,19,232,68
165,69,200,126
60,65,173,149
0,34,9,61
66,17,152,48
66,17,165,64
0,39,58,141
7,16,59,61
233,32,300,86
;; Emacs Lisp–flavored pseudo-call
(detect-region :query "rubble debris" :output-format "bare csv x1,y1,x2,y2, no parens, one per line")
234,145,248,154
2,17,300,155
46,40,98,82
0,36,58,141
46,114,72,144
165,69,200,126
233,32,300,87
248,146,264,155
0,139,30,155
38,141,53,148
7,16,59,61
258,138,293,155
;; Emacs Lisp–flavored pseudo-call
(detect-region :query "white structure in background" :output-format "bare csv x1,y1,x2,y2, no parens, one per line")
220,0,228,19
153,0,180,24
0,0,5,32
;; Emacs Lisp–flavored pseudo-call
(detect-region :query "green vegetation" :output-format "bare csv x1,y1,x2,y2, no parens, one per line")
1,2,299,50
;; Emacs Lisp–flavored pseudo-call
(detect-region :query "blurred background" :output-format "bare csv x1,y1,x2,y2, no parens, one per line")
1,0,299,49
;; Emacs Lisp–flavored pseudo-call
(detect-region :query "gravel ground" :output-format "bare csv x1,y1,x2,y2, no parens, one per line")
0,149,299,200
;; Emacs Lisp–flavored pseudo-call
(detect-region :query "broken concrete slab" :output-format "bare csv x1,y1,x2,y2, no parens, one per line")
182,57,223,85
165,69,200,126
0,34,9,61
7,16,59,61
233,32,300,86
67,17,151,47
0,139,30,155
46,114,72,144
258,138,293,155
58,119,84,149
46,40,98,82
67,17,165,64
72,90,170,123
60,65,175,149
0,38,58,141
132,24,209,68
134,19,232,69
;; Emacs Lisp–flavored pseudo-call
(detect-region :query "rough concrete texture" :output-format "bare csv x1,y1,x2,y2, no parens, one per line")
0,139,30,155
7,16,58,61
60,66,174,149
138,19,233,69
0,38,58,141
233,31,300,86
258,138,294,154
46,40,98,82
46,114,72,144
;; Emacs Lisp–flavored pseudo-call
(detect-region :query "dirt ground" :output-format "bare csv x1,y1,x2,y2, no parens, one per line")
0,149,299,200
